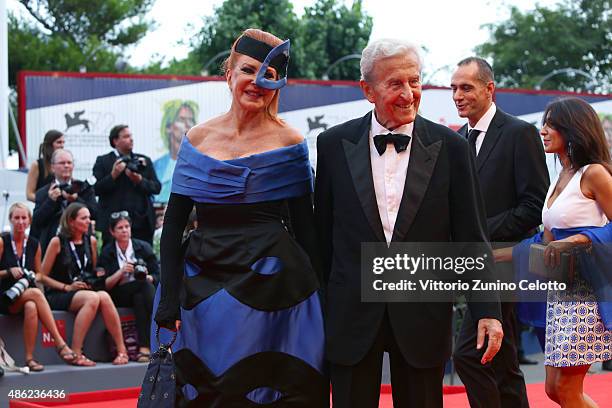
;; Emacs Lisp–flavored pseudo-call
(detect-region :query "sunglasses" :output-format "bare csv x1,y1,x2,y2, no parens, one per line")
110,211,130,219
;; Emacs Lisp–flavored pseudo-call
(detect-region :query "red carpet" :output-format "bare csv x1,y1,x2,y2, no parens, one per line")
10,373,612,407
440,373,612,408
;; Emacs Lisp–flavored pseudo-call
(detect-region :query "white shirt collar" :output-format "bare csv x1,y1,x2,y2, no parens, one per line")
370,111,414,138
54,178,72,185
469,102,496,133
115,239,135,264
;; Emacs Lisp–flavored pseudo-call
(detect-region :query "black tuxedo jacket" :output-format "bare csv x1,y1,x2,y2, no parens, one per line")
459,108,549,242
314,112,501,367
93,151,161,235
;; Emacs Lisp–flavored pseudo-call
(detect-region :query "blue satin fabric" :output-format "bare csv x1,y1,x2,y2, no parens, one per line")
152,140,324,403
170,137,313,203
514,225,612,330
151,285,325,400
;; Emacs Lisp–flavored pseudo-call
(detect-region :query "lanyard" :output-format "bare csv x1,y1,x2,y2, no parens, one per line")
10,235,27,269
69,241,89,278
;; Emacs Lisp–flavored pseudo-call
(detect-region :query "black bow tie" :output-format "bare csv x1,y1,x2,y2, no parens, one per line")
373,133,411,155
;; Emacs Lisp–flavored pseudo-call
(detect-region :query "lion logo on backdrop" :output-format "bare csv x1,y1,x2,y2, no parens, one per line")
307,115,328,133
64,110,91,132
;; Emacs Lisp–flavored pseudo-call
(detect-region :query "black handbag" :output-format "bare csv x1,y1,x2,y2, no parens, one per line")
137,326,177,408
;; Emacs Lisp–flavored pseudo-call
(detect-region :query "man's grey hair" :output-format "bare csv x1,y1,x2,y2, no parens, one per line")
360,39,422,83
51,148,74,164
457,57,495,84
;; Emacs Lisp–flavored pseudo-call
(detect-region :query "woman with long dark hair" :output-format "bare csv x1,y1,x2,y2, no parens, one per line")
497,97,612,407
40,202,129,366
25,130,65,202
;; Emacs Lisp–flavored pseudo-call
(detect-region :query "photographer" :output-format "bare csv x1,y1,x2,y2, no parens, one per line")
31,149,97,253
97,212,158,363
0,203,77,371
40,203,128,366
93,125,160,246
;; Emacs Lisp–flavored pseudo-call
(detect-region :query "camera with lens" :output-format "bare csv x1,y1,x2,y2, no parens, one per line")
57,179,90,195
120,155,146,173
3,268,37,303
133,258,148,280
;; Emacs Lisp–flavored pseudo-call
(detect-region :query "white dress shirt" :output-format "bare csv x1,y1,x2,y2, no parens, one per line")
369,112,414,244
468,102,497,155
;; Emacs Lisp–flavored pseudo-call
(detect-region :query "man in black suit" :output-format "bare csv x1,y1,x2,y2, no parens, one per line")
450,57,549,408
31,149,97,252
93,125,161,246
314,39,503,408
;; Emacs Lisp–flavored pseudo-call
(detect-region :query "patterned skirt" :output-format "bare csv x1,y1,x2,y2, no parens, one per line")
545,275,612,367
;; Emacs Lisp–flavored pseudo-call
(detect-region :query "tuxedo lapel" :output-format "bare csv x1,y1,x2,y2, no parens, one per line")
392,116,442,242
342,112,386,243
475,110,505,172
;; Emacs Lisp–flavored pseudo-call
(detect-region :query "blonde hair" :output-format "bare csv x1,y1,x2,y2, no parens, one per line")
223,28,285,124
8,202,32,222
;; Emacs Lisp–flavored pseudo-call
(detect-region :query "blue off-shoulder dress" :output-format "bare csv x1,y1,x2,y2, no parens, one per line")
151,137,327,407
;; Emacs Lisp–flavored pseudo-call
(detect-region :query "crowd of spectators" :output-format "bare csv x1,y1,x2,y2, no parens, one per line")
0,124,160,368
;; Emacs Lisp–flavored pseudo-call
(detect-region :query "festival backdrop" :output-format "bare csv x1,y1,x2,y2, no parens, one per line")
18,72,612,202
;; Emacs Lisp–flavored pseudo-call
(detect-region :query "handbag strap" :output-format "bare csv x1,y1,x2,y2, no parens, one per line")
155,325,177,351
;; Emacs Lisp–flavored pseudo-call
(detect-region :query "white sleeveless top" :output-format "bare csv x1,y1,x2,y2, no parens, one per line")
542,165,608,230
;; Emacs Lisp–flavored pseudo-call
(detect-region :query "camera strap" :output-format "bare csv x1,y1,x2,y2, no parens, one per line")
10,235,26,269
69,241,89,278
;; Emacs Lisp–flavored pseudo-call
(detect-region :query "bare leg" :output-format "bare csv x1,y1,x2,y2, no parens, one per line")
549,365,598,408
96,291,127,353
545,365,561,404
15,289,68,346
68,291,100,354
21,301,38,361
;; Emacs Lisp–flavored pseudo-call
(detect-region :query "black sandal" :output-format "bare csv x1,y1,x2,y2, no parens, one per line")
25,358,44,372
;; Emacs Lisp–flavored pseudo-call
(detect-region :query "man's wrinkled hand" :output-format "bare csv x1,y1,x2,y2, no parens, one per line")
477,318,503,365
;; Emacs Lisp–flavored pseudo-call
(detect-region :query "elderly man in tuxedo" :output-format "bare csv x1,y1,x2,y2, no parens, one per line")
314,39,503,408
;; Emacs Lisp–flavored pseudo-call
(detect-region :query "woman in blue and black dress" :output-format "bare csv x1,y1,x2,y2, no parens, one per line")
152,28,327,406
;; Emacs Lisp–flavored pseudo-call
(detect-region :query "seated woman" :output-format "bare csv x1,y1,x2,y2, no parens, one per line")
25,130,64,202
0,203,76,371
97,211,157,363
40,202,129,366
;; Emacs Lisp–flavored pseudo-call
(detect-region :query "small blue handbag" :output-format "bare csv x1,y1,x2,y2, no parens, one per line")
137,327,177,408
